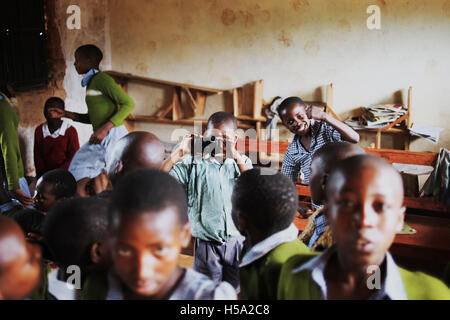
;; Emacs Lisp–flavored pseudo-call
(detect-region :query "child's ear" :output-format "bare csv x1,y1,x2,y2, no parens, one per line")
395,206,406,233
115,160,123,175
180,222,192,248
321,173,328,192
90,241,103,264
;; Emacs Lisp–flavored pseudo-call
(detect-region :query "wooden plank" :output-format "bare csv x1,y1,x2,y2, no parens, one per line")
129,115,254,129
381,114,409,131
158,103,174,120
181,86,198,113
105,70,224,94
232,88,239,116
253,80,264,119
194,91,206,117
376,131,381,149
172,88,182,121
364,148,438,166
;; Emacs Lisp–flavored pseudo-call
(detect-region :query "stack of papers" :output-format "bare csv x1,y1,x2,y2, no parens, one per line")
346,104,407,129
409,123,444,144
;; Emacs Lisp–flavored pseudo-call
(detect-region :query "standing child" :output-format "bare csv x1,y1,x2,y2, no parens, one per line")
50,44,135,182
278,155,450,300
232,168,309,299
0,81,33,215
87,169,236,300
278,97,359,186
34,97,79,179
162,112,252,289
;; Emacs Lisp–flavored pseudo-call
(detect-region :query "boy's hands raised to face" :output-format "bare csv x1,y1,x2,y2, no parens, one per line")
306,106,328,121
11,189,34,207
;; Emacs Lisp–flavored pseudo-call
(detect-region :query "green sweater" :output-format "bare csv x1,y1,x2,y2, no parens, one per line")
0,94,24,190
82,72,135,131
240,239,309,300
277,254,450,300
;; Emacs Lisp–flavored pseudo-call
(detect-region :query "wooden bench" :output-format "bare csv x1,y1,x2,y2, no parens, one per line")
236,138,447,214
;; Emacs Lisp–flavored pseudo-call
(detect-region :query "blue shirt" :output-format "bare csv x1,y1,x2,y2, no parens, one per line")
281,120,341,184
81,69,99,87
170,154,252,244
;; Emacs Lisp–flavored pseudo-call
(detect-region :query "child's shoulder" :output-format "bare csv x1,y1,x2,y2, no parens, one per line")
172,268,237,300
399,267,450,300
267,239,310,265
88,71,115,86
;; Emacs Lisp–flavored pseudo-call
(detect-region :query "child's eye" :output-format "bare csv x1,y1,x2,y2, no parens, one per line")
117,247,133,257
154,246,170,256
373,201,386,213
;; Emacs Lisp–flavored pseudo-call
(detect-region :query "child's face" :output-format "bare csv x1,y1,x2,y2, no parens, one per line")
110,208,191,297
74,51,93,75
33,179,58,213
44,105,64,122
326,166,405,270
280,103,310,135
0,234,42,300
204,120,238,158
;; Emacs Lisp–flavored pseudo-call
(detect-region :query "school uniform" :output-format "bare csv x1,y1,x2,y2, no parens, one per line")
81,268,237,300
34,119,80,178
169,153,252,288
239,224,309,300
298,207,333,251
281,120,341,184
68,69,135,181
277,246,450,300
0,93,31,216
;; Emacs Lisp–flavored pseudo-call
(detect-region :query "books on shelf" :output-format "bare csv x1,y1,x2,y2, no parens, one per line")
346,104,407,130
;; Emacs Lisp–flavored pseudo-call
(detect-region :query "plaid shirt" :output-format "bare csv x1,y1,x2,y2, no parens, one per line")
281,120,342,185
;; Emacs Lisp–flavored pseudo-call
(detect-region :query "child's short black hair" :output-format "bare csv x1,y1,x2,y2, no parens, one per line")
11,209,45,236
75,44,103,65
39,169,77,199
277,96,307,118
108,169,188,231
232,168,298,236
44,97,65,111
207,112,237,130
43,197,108,268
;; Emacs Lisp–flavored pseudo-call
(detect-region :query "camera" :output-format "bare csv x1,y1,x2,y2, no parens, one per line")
191,135,223,156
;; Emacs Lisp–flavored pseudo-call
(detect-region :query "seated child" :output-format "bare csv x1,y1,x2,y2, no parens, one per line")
299,142,365,251
51,44,135,182
34,97,80,179
232,168,309,299
278,97,359,186
76,131,165,198
43,197,109,300
278,155,450,300
0,216,42,300
162,112,252,289
88,169,236,300
33,169,77,214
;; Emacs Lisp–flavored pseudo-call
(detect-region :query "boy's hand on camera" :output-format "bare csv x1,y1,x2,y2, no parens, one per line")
179,134,195,156
306,106,327,121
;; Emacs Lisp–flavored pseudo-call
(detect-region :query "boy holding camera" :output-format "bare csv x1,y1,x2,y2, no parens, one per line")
162,112,252,290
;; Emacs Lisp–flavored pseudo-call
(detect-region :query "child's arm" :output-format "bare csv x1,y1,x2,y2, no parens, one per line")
90,73,135,144
161,134,193,172
308,107,359,143
230,142,252,173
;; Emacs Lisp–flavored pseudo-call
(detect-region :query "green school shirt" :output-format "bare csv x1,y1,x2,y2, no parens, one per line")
0,94,24,190
84,72,135,131
277,253,450,300
240,238,309,300
169,154,252,244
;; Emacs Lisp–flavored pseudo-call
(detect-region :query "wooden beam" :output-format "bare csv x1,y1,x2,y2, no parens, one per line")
158,103,174,120
194,91,206,117
172,88,182,121
182,86,198,113
253,80,264,119
232,88,239,117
